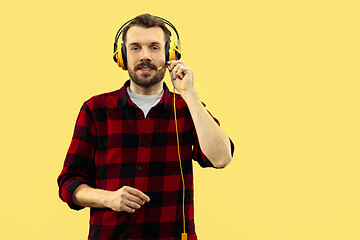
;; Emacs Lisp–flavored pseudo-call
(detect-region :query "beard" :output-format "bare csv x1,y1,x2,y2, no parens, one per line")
128,61,166,88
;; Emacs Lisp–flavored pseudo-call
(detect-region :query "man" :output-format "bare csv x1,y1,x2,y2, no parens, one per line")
58,13,234,240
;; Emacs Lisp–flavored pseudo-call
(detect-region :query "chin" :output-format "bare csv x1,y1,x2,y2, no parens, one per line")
139,73,152,79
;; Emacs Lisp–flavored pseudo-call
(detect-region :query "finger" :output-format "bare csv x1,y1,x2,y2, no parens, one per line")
120,204,136,213
167,60,176,71
126,187,150,202
171,63,181,73
126,193,146,206
124,199,142,210
168,60,187,68
176,72,184,79
177,60,188,67
172,70,183,81
171,64,184,76
167,60,186,71
172,65,187,79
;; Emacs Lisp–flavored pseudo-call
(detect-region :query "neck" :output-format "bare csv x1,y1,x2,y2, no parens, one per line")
129,80,164,95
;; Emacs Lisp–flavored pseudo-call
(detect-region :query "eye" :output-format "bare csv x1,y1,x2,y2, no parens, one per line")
131,46,140,51
151,45,160,50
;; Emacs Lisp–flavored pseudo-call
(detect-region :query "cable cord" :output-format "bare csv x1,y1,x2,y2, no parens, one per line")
173,86,188,240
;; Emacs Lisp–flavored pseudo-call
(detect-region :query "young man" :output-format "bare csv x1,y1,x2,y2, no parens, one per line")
58,14,234,240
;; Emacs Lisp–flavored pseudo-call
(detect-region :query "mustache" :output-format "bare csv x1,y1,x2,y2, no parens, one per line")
134,62,157,71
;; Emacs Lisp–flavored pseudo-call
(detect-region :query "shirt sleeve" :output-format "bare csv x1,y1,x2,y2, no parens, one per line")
57,101,97,210
192,107,235,168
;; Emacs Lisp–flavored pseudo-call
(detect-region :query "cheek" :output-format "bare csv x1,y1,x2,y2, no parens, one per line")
158,50,166,61
126,51,139,63
126,53,139,67
153,54,166,66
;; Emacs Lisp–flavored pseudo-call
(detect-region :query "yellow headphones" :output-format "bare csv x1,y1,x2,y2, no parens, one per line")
113,17,181,70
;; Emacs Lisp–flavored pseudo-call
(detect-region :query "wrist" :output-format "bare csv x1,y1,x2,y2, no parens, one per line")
179,88,198,103
101,190,112,208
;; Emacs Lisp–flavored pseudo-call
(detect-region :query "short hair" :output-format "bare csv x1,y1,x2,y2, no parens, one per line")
122,13,171,44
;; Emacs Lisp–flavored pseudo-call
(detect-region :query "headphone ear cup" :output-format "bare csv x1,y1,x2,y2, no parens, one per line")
118,43,128,70
165,41,170,62
175,47,181,60
168,41,181,61
113,49,119,64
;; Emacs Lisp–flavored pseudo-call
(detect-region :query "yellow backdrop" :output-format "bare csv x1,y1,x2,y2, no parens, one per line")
1,0,359,239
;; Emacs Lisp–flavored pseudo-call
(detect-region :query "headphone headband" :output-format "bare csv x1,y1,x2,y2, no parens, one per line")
113,16,181,53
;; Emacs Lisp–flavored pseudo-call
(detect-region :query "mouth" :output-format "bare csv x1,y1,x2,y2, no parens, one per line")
138,67,154,73
135,62,157,73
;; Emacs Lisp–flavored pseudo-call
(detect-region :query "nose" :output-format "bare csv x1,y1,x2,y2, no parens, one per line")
139,48,151,62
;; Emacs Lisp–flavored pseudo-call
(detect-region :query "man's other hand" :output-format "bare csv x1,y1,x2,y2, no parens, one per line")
104,186,151,213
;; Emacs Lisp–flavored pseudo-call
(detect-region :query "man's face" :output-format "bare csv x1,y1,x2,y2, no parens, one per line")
125,26,167,88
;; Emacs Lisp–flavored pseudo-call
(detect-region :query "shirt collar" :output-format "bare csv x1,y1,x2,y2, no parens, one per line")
117,80,173,111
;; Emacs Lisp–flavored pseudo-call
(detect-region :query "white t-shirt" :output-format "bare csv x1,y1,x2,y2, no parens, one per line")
127,87,164,118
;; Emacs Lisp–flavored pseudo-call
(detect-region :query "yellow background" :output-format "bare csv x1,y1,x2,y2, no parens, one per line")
1,0,359,239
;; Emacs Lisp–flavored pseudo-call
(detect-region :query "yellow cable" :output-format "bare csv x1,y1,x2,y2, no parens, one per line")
173,86,187,240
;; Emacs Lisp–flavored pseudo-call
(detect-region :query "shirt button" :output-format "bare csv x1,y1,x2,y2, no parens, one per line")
139,116,143,120
138,166,143,171
141,141,145,146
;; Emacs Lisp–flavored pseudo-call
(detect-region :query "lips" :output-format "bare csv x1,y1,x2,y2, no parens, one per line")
139,67,153,72
135,62,157,72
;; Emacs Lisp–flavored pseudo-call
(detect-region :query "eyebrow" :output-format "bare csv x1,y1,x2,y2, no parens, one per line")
128,41,162,46
149,42,162,45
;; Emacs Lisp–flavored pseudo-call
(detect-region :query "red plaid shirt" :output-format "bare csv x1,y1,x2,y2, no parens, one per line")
58,80,234,240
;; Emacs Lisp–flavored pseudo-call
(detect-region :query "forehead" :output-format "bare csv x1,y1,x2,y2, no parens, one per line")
126,26,166,45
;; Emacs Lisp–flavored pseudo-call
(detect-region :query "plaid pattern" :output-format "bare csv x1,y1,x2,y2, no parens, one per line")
58,80,234,240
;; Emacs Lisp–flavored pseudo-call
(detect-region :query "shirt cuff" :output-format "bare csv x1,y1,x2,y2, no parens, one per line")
62,179,87,211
